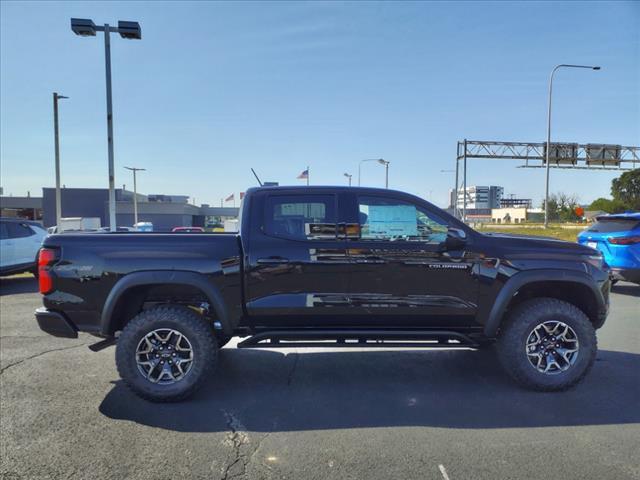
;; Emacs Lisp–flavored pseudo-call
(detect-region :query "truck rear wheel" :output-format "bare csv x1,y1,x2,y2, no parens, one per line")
496,298,597,391
116,306,218,402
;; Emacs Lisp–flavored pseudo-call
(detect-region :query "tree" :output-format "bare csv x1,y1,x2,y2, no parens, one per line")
588,197,627,213
542,192,580,222
611,168,640,211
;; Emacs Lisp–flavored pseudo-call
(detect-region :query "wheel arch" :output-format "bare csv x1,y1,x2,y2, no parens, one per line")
101,271,232,336
484,270,607,337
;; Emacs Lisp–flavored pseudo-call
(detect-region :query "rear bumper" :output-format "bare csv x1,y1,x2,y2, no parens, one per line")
35,307,78,338
611,268,640,284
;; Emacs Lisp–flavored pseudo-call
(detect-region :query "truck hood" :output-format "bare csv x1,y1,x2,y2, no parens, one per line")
480,232,597,256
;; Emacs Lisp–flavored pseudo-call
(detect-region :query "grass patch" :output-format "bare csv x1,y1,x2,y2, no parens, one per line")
475,225,586,242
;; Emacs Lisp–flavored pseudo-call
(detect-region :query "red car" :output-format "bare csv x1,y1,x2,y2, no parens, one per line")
171,226,205,233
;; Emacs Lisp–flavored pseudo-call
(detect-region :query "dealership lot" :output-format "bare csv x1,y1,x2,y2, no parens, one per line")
1,276,638,480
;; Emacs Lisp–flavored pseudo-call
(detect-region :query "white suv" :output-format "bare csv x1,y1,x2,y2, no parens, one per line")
0,219,47,276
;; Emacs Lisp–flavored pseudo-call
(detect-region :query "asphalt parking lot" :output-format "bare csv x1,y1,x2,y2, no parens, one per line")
0,276,638,480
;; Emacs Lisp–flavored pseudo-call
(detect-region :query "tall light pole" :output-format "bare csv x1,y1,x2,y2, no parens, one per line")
53,92,68,227
358,158,389,187
544,64,600,228
343,173,352,186
71,18,142,231
124,166,145,225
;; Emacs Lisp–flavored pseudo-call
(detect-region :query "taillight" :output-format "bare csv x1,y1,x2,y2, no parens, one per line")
38,248,58,294
608,236,640,245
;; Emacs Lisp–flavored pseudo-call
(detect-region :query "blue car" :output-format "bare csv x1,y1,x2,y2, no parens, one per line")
578,212,640,284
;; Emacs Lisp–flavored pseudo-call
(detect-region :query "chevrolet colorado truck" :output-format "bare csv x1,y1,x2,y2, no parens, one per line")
35,186,610,401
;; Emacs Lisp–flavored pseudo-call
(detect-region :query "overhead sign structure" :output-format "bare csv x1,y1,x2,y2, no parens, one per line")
453,139,639,220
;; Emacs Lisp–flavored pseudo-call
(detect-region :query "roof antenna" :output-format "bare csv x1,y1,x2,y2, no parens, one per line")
251,168,263,186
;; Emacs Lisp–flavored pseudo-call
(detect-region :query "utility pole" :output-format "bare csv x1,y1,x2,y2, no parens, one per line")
53,92,68,226
124,167,145,225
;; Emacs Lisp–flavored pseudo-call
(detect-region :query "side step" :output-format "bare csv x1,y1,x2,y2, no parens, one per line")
237,329,479,349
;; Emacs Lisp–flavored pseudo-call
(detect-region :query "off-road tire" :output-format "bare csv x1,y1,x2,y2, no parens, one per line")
116,305,218,402
497,298,597,391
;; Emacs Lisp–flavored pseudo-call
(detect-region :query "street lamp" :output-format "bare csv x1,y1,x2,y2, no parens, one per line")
71,18,142,232
358,158,390,188
343,173,352,186
124,166,145,225
544,64,600,228
53,92,68,227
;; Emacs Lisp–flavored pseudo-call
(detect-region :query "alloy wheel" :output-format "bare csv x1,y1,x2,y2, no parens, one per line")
525,320,579,375
135,328,194,384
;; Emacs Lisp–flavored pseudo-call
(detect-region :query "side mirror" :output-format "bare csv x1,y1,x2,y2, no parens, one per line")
445,227,467,250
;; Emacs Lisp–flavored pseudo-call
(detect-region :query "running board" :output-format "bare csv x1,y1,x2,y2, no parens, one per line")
237,329,479,349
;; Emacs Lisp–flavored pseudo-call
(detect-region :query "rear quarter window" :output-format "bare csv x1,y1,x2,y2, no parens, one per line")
6,222,35,239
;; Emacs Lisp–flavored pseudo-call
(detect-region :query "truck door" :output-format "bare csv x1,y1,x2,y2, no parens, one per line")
244,191,351,326
344,193,479,327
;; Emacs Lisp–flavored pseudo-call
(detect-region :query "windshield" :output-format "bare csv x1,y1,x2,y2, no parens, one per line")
588,218,640,233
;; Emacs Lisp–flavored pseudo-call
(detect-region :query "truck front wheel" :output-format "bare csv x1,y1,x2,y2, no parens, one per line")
116,306,218,402
496,298,597,391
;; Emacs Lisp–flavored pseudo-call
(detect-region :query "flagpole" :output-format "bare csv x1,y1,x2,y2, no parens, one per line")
307,165,309,186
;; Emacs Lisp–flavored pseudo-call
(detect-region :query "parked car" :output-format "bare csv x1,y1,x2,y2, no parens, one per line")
99,226,135,232
35,186,610,402
134,222,154,232
171,226,205,233
0,218,47,276
577,212,640,284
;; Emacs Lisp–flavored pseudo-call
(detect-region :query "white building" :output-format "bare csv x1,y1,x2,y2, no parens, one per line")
449,186,504,210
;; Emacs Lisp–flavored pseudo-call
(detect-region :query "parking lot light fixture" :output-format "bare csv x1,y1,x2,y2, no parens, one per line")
343,173,352,186
377,159,390,188
71,18,142,231
544,64,600,228
53,92,69,227
358,158,389,187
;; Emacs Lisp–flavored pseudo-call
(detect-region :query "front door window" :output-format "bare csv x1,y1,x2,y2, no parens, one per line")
358,195,448,244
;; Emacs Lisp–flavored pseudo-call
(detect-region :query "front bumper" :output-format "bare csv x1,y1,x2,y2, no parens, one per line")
35,307,78,338
610,268,640,284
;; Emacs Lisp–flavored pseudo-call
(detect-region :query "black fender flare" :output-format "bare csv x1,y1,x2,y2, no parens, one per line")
100,270,231,336
484,269,606,337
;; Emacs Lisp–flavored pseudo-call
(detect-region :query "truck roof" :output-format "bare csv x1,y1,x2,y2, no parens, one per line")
246,185,416,196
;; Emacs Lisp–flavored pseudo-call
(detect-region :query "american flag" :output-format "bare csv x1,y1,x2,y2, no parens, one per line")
225,193,234,202
297,169,309,179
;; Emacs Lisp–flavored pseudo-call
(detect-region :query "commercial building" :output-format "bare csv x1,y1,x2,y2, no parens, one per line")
500,197,533,209
449,186,504,210
0,195,43,220
38,187,238,231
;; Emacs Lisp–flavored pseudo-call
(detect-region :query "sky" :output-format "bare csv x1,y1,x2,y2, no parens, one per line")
1,1,639,208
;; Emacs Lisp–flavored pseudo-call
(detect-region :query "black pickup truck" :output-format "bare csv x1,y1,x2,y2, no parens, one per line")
35,186,610,401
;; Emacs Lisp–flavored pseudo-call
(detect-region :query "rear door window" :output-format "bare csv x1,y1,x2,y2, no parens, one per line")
265,194,337,240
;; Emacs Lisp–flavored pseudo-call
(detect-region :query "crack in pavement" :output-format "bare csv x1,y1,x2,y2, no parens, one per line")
0,343,90,375
220,410,270,480
286,350,299,386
